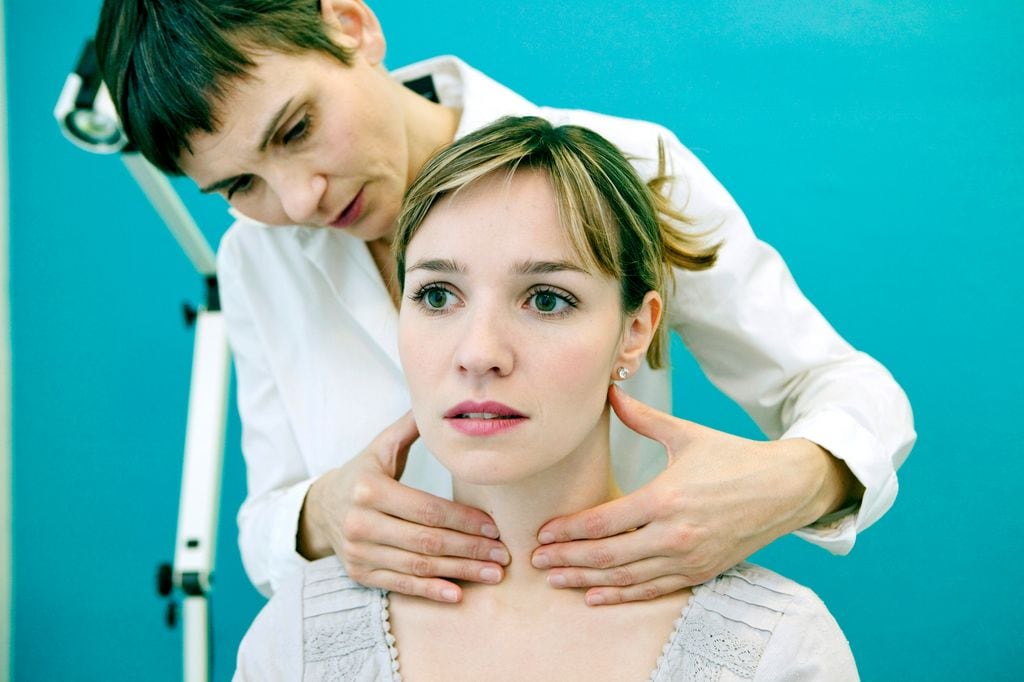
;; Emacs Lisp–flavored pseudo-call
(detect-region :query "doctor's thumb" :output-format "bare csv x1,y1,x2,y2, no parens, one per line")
608,384,692,452
372,411,420,480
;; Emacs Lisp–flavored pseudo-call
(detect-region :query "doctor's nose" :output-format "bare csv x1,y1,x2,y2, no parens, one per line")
276,171,328,225
453,309,515,378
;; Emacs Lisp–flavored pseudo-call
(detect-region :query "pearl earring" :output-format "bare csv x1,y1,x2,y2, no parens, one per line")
616,367,630,380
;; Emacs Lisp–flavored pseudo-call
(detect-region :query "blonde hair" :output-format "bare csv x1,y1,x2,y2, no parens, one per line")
395,116,719,368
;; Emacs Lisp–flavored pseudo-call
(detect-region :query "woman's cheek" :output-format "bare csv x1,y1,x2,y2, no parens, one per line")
544,335,614,408
398,321,433,407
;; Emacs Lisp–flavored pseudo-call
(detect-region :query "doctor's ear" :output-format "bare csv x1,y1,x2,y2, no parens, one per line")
612,291,662,381
320,0,386,66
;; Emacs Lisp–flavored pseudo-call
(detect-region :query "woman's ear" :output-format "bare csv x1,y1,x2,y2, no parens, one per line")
612,291,663,380
319,0,387,66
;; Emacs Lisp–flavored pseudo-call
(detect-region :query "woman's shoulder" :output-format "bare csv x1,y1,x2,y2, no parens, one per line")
699,561,821,613
235,557,397,681
299,555,387,617
652,562,858,681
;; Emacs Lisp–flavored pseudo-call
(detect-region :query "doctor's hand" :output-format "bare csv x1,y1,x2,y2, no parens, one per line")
298,411,510,603
531,385,860,605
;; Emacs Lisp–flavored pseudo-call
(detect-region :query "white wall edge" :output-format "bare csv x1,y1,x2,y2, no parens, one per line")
0,1,12,678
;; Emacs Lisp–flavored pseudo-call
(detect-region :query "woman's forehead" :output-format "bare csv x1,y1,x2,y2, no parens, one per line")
412,171,573,254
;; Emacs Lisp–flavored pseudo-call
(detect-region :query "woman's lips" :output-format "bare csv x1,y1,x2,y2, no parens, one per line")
445,400,527,436
330,187,365,228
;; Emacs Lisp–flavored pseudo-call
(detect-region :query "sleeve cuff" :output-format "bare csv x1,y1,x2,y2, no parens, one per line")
781,409,900,555
268,478,317,593
239,478,317,597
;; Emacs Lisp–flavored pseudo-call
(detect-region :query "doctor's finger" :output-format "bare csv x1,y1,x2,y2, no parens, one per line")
361,568,464,604
536,489,657,544
542,556,680,590
372,481,499,538
369,516,511,564
583,573,695,606
532,526,659,571
364,545,506,586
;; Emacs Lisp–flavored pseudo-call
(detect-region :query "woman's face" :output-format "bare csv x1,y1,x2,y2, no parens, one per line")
177,9,412,242
398,169,631,486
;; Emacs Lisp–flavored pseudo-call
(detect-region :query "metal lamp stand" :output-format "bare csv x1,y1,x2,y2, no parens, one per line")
126,153,230,682
56,39,230,681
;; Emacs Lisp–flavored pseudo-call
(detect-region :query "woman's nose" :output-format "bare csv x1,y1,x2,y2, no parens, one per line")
276,171,328,225
453,308,515,378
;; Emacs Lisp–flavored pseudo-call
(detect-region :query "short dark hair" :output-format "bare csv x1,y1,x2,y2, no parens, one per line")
95,0,353,175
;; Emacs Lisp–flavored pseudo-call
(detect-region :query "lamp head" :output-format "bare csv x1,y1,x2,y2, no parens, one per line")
54,39,129,154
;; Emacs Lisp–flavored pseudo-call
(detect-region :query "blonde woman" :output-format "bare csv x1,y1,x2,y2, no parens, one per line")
235,117,858,681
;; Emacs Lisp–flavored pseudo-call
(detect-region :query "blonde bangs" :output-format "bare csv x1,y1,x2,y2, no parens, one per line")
394,116,722,369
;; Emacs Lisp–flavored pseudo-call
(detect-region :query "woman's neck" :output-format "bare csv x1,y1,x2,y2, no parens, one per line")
387,411,693,682
453,410,620,598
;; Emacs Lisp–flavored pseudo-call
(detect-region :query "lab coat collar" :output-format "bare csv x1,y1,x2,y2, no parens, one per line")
296,226,403,374
389,55,541,139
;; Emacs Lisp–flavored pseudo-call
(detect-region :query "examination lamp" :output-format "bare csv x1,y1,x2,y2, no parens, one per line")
53,40,128,154
55,38,228,682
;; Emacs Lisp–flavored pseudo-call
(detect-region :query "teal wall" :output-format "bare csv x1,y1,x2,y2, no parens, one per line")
9,1,1022,679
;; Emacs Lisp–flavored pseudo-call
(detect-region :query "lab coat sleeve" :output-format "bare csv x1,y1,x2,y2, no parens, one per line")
753,585,859,681
219,227,314,597
654,127,916,554
233,569,304,680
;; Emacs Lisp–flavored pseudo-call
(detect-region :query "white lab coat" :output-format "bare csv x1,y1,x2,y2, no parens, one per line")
218,56,916,596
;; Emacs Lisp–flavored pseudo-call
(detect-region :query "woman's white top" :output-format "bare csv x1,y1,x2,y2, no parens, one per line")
218,56,917,596
234,558,858,681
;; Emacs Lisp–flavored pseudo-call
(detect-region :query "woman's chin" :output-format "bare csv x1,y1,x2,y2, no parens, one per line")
434,448,547,487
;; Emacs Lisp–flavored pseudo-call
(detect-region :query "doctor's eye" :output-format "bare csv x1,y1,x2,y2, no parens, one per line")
227,174,255,199
526,287,578,317
282,114,313,146
409,283,461,314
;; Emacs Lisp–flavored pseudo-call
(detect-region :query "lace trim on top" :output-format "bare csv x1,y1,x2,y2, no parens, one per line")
380,594,402,681
648,564,796,681
305,560,797,681
647,586,699,681
301,562,398,682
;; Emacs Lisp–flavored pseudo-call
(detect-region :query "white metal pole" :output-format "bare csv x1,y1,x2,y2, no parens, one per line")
183,596,210,682
175,309,230,592
121,153,217,276
53,38,229,682
175,309,230,681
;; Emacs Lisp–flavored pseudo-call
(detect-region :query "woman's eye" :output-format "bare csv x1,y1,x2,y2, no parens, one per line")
528,289,576,315
410,284,459,313
425,288,451,309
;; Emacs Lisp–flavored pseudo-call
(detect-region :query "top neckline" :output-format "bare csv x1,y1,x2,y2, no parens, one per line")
377,582,707,681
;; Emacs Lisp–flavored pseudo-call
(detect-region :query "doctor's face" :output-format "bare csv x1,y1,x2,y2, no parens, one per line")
178,38,413,242
398,169,629,486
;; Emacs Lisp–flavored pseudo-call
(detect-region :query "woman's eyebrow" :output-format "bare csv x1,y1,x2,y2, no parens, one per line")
405,258,463,274
512,260,588,275
404,258,587,276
